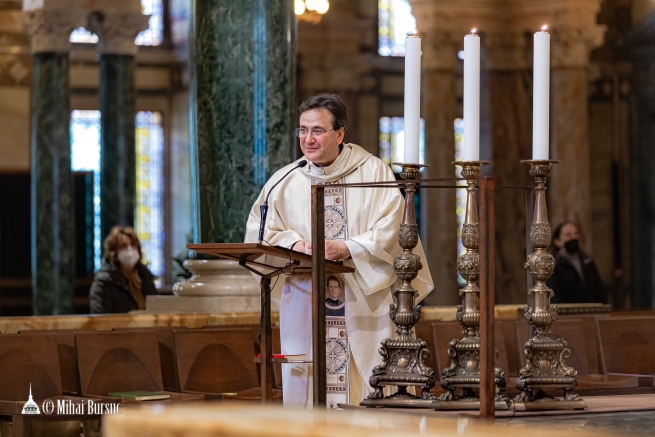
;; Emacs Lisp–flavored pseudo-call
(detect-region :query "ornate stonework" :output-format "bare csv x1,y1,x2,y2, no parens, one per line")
23,9,85,53
88,12,150,56
410,0,606,70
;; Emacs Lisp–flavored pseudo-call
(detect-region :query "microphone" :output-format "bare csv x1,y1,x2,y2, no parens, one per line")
258,160,308,243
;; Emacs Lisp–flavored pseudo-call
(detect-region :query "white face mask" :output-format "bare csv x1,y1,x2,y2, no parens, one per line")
117,248,140,268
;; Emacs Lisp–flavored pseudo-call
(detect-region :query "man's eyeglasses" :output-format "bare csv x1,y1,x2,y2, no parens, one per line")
295,128,335,138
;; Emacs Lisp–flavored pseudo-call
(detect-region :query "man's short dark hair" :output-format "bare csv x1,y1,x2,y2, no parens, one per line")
298,93,348,132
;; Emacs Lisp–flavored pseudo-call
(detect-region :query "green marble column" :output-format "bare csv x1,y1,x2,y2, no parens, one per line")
30,53,74,315
100,55,137,240
628,13,655,308
190,0,296,243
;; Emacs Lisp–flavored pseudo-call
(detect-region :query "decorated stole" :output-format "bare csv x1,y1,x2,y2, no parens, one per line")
314,179,350,409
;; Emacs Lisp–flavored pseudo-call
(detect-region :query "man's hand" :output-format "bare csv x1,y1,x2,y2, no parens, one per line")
292,240,350,261
292,240,312,255
325,240,350,261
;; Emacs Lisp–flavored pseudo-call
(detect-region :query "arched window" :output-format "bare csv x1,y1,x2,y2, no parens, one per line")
69,0,163,46
379,117,425,172
378,0,416,56
454,118,467,285
70,110,165,280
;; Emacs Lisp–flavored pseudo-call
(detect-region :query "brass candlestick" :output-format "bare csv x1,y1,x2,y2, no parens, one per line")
437,161,509,410
360,163,438,408
514,160,585,411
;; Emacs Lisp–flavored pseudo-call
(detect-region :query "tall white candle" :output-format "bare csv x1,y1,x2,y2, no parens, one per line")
404,35,421,164
463,31,480,161
533,27,550,160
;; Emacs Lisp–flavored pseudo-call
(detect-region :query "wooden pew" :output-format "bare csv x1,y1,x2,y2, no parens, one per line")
18,329,96,395
204,324,283,389
597,316,655,386
173,328,282,401
113,326,188,392
75,331,203,404
0,333,100,437
516,318,640,391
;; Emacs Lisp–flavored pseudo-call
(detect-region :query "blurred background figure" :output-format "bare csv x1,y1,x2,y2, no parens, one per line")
547,222,607,304
89,226,157,313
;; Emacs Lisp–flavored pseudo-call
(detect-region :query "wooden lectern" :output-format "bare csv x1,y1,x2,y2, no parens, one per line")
186,243,354,403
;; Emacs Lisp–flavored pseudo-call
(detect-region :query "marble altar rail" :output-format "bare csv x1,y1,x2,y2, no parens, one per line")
0,303,616,333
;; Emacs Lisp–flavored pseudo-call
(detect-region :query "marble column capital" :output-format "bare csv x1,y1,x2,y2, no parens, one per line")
484,31,527,70
298,53,370,91
626,11,655,61
420,28,461,71
549,26,606,68
88,12,150,56
23,9,85,53
508,0,606,68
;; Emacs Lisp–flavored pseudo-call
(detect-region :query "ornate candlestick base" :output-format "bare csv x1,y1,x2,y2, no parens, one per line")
360,163,439,408
436,161,510,411
514,160,585,411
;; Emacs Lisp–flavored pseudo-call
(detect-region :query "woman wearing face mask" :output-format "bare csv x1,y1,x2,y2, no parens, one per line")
89,226,157,313
546,222,607,304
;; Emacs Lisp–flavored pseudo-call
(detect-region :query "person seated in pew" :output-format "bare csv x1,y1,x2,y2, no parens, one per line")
245,93,434,408
547,221,607,304
89,226,157,313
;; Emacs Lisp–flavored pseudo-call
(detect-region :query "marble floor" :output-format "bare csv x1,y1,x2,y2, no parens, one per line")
498,411,655,435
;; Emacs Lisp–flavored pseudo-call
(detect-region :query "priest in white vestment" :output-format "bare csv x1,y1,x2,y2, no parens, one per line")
245,94,433,408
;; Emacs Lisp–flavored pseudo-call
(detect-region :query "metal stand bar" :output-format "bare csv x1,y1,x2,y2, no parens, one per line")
479,177,495,420
260,276,273,402
311,185,326,406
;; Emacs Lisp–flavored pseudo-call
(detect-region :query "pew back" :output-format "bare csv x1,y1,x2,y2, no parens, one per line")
597,317,655,375
75,331,163,396
113,326,188,392
0,334,62,401
18,329,95,395
174,328,259,394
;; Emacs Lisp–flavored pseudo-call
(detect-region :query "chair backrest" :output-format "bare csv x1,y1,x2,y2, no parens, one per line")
174,328,259,394
0,333,62,400
499,319,520,377
515,319,590,375
19,329,97,395
414,321,437,373
112,326,188,392
203,324,282,388
597,316,655,375
75,331,163,396
431,321,509,377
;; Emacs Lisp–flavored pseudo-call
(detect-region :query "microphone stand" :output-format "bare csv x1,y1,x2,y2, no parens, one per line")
258,160,308,243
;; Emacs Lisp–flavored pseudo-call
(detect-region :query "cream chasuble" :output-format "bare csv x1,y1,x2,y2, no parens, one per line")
244,143,434,408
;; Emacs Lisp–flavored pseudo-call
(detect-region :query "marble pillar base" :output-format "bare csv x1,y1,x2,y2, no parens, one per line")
146,295,265,314
173,259,260,296
147,259,263,314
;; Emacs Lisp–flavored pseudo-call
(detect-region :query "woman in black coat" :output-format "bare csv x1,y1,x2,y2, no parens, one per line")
89,226,157,313
546,222,607,304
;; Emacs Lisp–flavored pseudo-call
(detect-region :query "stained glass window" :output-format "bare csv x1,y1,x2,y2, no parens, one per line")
70,110,102,271
70,28,99,44
70,110,165,280
135,111,165,279
378,0,417,56
454,118,467,285
136,0,164,46
69,0,163,45
379,117,425,173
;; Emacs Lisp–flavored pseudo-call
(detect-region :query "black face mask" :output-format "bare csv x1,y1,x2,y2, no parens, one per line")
564,239,580,253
